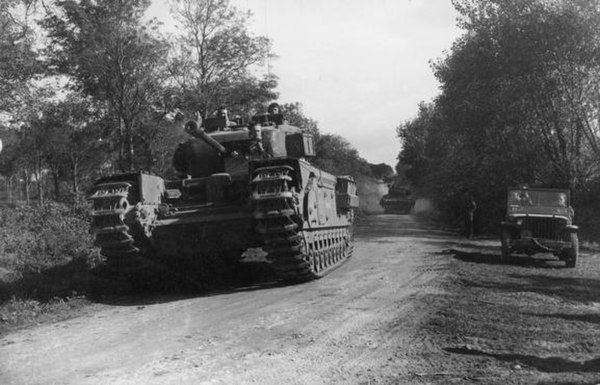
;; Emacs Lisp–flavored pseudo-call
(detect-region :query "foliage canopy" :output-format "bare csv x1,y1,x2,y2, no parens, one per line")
398,0,600,233
0,0,375,204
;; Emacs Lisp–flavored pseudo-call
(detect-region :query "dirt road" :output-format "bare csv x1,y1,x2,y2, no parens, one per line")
2,215,599,384
0,215,452,384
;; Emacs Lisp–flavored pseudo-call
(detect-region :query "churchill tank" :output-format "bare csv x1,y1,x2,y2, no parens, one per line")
89,112,359,282
380,182,415,214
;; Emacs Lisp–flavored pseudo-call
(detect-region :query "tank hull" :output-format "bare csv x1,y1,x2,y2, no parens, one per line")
89,160,358,283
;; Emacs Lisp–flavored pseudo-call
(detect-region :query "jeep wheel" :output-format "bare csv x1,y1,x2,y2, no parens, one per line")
565,233,578,268
500,231,510,263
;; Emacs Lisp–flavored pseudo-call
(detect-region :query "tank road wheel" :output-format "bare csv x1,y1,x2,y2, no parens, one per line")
565,233,578,268
251,165,354,282
500,230,510,263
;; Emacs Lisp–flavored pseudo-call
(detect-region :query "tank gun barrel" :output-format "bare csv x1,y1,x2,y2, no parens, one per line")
184,120,228,155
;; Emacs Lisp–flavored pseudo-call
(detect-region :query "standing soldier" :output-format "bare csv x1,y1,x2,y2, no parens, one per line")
465,192,477,238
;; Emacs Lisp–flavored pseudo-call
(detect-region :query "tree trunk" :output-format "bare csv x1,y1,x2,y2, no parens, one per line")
6,176,12,202
36,157,44,204
127,128,134,171
118,115,126,172
23,170,30,203
72,160,79,195
125,116,135,171
37,176,44,204
53,171,60,200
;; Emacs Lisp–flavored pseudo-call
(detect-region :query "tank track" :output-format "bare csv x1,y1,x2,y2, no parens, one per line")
89,181,143,269
251,165,353,282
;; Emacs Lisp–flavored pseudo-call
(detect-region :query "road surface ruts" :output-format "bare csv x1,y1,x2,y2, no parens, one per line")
0,215,453,385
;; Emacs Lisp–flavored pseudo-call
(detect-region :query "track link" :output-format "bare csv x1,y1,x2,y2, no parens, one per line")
251,166,353,282
89,182,141,267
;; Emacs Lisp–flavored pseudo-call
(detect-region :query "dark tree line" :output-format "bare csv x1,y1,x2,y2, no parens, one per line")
0,0,373,204
398,0,600,238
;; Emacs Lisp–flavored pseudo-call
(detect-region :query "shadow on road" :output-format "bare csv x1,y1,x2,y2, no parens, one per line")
528,312,600,325
507,273,600,303
0,257,280,307
439,239,500,252
445,346,600,373
537,381,600,385
459,272,600,304
447,248,568,269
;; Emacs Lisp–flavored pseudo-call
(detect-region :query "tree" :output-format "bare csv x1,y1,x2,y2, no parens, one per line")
399,0,600,231
312,134,372,178
0,126,21,201
438,0,600,188
37,96,109,197
0,0,40,113
168,0,276,118
43,0,169,171
140,112,189,178
369,163,395,181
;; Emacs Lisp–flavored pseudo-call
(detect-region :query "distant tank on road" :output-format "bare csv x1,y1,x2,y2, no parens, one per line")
380,181,415,214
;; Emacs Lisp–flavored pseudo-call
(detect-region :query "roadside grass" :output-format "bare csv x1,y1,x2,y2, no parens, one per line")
0,201,97,275
0,202,103,335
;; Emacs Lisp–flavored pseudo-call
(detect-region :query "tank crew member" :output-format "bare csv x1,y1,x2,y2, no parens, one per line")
215,106,235,129
266,102,287,125
267,102,280,115
248,123,270,158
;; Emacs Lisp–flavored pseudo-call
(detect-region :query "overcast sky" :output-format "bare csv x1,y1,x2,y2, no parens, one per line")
149,0,463,167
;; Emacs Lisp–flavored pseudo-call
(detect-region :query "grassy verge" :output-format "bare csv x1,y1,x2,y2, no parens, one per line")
0,202,102,335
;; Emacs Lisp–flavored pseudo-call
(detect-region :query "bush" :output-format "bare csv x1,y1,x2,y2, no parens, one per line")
0,201,96,276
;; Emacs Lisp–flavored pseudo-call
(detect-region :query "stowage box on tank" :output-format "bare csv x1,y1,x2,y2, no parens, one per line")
89,111,359,283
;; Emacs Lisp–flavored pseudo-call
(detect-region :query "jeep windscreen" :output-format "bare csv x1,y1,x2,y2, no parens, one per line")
508,189,569,211
507,189,572,218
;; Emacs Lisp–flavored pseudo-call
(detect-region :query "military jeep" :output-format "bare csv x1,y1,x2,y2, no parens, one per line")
500,187,578,267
